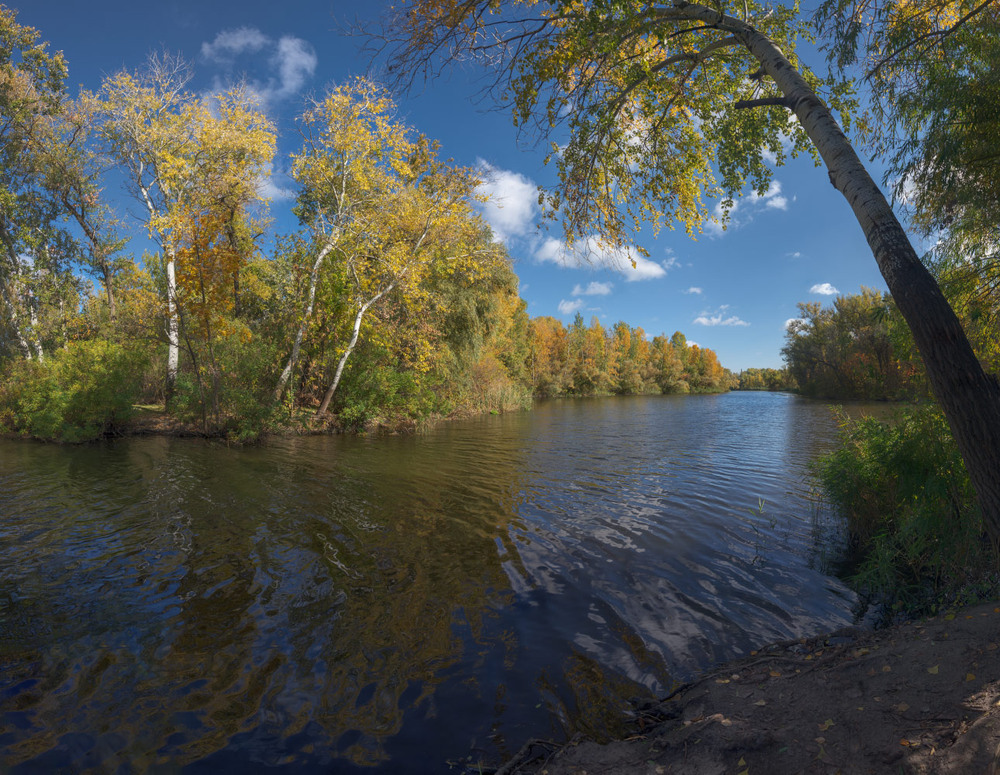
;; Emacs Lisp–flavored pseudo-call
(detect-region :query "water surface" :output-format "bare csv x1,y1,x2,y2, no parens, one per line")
0,392,859,772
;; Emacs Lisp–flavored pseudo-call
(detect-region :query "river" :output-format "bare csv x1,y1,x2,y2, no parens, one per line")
0,392,862,772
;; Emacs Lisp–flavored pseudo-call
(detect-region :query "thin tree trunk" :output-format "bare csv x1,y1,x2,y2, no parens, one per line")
274,238,337,403
314,284,392,420
679,1,1000,537
165,247,180,404
102,260,117,321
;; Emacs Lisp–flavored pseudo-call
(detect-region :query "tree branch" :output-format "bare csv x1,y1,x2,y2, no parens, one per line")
868,0,995,80
735,96,793,109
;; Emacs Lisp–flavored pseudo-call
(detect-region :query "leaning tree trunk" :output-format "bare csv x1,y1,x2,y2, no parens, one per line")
314,286,392,420
274,237,337,403
679,1,1000,538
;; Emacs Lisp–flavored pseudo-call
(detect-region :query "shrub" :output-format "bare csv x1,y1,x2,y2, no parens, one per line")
0,340,148,442
335,362,438,431
816,406,996,619
170,330,284,441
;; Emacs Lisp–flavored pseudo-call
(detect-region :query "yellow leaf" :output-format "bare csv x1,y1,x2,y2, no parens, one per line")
966,673,976,681
819,718,835,731
928,665,939,674
769,670,781,677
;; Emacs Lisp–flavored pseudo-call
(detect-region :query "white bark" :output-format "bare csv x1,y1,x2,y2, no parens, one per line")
7,294,33,359
28,293,43,362
274,236,338,403
314,283,394,420
165,247,179,397
136,178,180,401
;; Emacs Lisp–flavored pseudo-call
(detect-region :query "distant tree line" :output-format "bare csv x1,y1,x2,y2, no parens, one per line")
782,280,999,403
528,315,730,398
734,368,796,392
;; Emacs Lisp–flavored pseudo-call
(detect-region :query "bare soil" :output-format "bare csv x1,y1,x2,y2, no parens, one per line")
497,601,1000,774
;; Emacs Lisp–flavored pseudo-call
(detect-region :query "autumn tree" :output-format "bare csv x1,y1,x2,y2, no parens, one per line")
649,334,684,393
426,240,531,413
529,315,568,395
816,0,1000,246
91,55,275,406
374,0,1000,538
0,5,70,360
274,79,416,403
289,81,502,420
783,288,923,399
29,97,130,325
609,321,645,394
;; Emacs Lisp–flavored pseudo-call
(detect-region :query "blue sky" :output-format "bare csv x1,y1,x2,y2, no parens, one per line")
16,0,908,372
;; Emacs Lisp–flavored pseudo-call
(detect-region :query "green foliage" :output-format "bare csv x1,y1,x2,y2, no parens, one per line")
737,367,796,391
783,287,926,400
170,327,284,441
0,339,148,441
816,407,995,619
817,0,1000,246
334,350,438,431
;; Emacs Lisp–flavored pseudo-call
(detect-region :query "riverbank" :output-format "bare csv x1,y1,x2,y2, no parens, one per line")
493,600,1000,774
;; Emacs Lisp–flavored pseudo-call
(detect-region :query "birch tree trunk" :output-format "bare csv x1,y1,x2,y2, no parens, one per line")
314,284,392,420
274,238,337,403
164,246,180,403
676,1,1000,537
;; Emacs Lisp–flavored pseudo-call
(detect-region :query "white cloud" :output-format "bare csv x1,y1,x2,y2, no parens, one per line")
786,251,802,258
621,254,669,282
694,305,750,327
257,158,295,202
572,281,613,296
750,181,788,210
785,317,806,330
202,27,269,60
476,161,539,242
557,298,585,315
705,180,790,237
535,236,668,282
535,237,579,268
810,282,839,296
200,28,316,105
271,36,317,98
684,286,703,295
662,255,681,271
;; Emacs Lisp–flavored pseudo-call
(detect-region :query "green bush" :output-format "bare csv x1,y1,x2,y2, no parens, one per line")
816,406,996,619
170,331,285,442
0,340,148,442
335,362,438,431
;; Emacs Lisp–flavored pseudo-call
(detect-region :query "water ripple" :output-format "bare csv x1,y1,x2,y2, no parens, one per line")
0,392,859,772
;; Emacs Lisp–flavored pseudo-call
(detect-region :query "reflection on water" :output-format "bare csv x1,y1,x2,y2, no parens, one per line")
1,392,859,772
